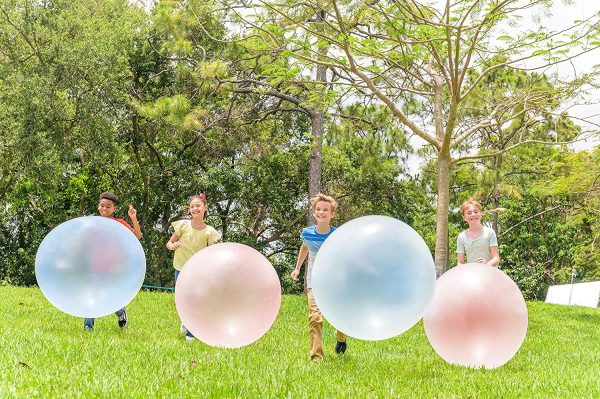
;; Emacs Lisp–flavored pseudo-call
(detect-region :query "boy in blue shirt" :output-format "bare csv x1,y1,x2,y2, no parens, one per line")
290,193,347,361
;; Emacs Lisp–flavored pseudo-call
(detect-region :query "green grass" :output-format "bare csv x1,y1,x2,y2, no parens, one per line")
0,286,598,398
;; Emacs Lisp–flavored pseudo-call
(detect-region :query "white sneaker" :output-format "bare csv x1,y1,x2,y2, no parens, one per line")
185,335,194,343
180,325,188,335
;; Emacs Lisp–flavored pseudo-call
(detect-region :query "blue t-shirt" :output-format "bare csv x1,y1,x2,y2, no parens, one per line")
301,225,336,288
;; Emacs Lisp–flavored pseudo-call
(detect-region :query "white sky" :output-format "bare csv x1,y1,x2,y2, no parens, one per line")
519,0,600,151
404,0,600,175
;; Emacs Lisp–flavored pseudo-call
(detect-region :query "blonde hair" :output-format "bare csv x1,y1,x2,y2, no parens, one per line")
310,193,338,212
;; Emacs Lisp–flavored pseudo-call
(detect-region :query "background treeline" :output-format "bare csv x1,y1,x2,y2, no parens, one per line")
0,0,598,298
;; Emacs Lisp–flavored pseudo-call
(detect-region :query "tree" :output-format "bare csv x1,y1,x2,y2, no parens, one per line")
199,1,336,223
528,147,600,281
224,0,600,274
0,0,147,283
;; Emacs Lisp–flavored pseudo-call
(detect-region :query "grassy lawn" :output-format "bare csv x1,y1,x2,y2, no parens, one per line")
0,285,598,398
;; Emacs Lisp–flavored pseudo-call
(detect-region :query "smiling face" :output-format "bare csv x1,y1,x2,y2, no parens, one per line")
462,204,482,227
312,200,335,225
98,198,116,217
188,198,207,219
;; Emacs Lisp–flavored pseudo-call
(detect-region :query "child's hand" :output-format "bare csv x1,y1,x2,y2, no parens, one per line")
128,205,137,220
167,242,181,251
290,269,300,281
476,257,486,263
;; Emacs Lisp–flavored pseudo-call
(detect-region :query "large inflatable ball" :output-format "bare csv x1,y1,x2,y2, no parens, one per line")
175,243,281,348
35,216,146,318
423,263,528,369
312,215,436,340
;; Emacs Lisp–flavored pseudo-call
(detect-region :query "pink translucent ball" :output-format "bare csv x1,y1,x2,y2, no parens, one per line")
175,243,281,348
423,263,528,369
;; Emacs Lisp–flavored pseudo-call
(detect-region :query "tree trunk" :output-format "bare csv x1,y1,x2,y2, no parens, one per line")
434,154,452,277
131,109,149,229
305,9,327,292
307,9,327,225
308,110,323,224
491,133,504,234
492,155,502,233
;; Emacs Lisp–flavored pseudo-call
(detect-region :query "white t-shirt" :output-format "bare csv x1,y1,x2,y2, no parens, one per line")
456,226,498,263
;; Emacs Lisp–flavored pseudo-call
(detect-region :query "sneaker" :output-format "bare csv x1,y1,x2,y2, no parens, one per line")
185,335,195,343
118,310,128,328
335,341,347,354
180,324,188,335
84,325,94,332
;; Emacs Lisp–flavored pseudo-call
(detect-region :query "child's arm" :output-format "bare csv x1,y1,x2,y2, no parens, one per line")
456,234,465,265
128,205,143,240
290,244,309,281
487,246,500,267
207,227,221,246
166,233,181,250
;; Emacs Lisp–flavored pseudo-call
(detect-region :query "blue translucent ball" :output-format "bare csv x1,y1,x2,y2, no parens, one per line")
312,215,435,340
35,216,146,318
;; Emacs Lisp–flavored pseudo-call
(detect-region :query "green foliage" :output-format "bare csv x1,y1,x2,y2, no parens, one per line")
1,0,598,299
446,142,599,299
528,148,600,281
0,0,147,285
323,104,429,225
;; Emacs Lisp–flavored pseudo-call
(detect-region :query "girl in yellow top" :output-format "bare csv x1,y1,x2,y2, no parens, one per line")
166,193,221,341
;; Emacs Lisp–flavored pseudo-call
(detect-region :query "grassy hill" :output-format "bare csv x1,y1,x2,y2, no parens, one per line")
0,286,598,398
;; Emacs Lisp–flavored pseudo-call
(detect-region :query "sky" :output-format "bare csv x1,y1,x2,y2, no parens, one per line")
402,0,600,175
520,0,600,151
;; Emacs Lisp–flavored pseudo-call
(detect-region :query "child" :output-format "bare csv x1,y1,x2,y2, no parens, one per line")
166,193,221,342
290,193,347,361
84,191,143,331
456,199,500,267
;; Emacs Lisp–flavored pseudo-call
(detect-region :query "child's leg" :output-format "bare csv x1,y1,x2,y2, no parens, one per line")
115,307,127,327
307,289,324,360
174,269,194,339
83,318,94,330
334,329,347,354
335,330,346,343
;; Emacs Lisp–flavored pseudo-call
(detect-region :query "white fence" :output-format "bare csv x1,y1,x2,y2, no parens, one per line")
545,281,600,308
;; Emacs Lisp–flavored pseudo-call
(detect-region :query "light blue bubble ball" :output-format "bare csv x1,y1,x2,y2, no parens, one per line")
312,215,435,340
35,216,146,318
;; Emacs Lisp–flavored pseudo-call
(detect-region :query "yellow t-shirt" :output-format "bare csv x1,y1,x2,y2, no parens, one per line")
171,220,221,270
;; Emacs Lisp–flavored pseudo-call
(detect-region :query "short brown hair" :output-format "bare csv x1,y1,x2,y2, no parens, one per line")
99,192,118,204
310,193,337,212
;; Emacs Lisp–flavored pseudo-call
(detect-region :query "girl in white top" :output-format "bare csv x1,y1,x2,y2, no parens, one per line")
456,199,500,267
